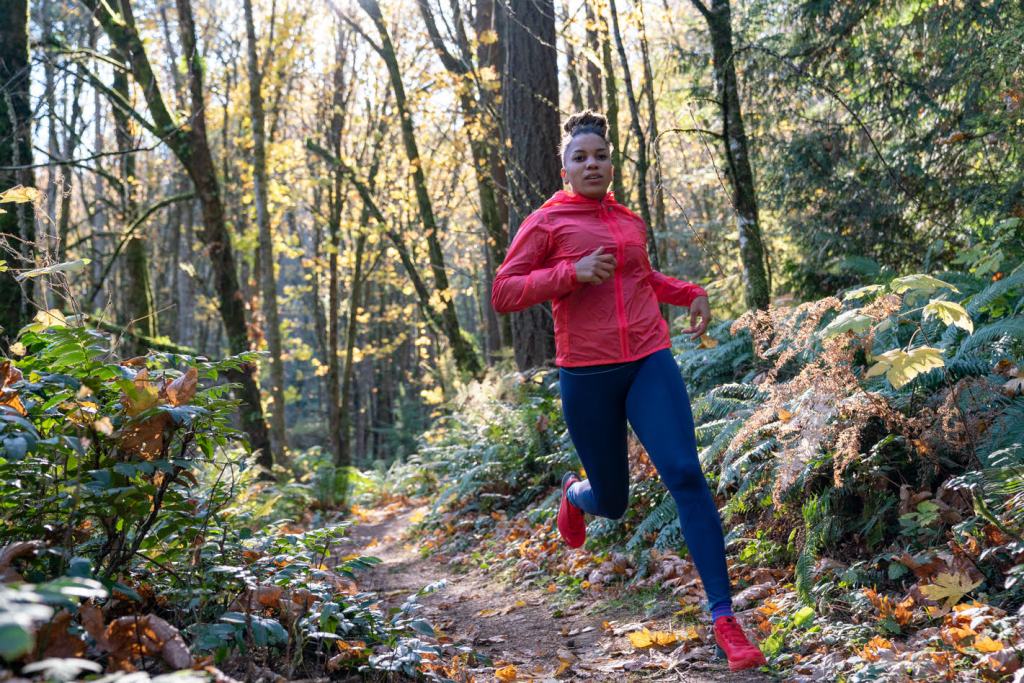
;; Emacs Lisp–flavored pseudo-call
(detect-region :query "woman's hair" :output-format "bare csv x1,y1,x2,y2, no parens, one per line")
560,110,610,163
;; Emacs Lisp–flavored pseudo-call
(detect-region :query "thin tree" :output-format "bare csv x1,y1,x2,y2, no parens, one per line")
417,0,509,364
500,0,561,369
0,0,36,346
80,0,272,465
243,0,288,460
689,0,770,310
352,0,483,376
608,0,660,270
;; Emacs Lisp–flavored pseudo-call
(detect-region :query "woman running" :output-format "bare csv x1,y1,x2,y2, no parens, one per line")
491,111,767,672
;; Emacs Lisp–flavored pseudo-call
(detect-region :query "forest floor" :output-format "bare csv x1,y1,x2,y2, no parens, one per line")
336,501,772,682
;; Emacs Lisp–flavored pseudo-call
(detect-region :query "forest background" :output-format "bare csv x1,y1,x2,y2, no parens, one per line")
1,0,1023,680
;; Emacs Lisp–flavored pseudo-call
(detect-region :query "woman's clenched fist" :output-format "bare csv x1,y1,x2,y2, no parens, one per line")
575,246,616,284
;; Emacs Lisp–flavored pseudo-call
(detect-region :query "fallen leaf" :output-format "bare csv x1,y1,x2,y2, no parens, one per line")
974,635,1004,653
920,572,982,609
494,663,517,681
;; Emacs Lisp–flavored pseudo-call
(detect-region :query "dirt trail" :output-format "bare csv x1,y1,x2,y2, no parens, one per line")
336,504,773,682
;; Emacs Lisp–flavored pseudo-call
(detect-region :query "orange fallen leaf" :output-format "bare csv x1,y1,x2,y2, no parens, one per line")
495,664,517,681
974,636,1004,653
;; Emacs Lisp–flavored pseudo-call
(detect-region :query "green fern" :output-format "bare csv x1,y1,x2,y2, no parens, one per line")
626,493,679,550
699,419,744,468
954,316,1024,359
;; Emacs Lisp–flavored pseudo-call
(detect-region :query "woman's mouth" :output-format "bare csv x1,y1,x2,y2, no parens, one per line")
584,174,603,182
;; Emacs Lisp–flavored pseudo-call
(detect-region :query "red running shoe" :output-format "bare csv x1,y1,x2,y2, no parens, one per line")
557,472,586,548
714,616,767,671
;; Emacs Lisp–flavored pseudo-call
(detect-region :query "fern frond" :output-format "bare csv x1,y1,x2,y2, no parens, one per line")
626,493,678,550
699,418,744,468
955,316,1024,359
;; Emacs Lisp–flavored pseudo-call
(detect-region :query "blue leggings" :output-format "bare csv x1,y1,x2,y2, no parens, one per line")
559,348,732,613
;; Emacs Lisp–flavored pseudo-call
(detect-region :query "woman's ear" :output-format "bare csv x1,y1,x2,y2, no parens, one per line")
560,168,567,183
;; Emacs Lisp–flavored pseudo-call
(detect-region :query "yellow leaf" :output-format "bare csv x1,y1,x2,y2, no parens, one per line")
777,408,794,422
0,185,40,203
891,273,958,295
974,636,1003,653
9,342,25,357
920,572,982,609
698,335,719,349
867,347,945,388
626,627,686,649
34,308,67,329
494,664,517,681
93,417,114,436
923,300,973,333
478,29,499,45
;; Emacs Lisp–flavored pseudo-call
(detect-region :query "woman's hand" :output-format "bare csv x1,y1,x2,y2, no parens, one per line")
681,295,711,339
575,246,617,284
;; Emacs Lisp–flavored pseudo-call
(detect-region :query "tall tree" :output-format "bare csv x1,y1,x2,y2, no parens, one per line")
354,0,483,377
690,0,770,310
500,0,560,370
0,0,36,347
597,0,625,201
608,0,659,270
111,47,158,348
417,0,508,364
244,0,288,461
81,0,272,465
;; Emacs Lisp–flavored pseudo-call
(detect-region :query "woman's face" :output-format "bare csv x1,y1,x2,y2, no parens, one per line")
562,133,613,200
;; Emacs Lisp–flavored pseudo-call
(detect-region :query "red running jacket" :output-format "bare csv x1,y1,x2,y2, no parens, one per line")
491,190,707,367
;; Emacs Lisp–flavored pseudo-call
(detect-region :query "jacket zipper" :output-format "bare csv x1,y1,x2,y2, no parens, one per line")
600,200,629,358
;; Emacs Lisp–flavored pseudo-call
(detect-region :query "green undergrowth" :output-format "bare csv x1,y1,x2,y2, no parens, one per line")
0,323,453,681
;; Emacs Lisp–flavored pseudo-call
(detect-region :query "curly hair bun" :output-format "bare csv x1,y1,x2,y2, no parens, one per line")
563,110,608,138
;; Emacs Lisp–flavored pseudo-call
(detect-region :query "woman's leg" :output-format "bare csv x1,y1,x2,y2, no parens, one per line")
624,349,732,615
558,364,635,519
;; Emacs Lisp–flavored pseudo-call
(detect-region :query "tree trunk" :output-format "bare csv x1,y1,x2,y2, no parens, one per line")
598,0,626,202
585,2,602,109
81,0,272,466
0,0,35,347
501,0,560,370
417,0,506,364
244,0,288,461
608,0,659,271
476,0,512,351
357,0,482,377
112,47,158,349
693,0,770,310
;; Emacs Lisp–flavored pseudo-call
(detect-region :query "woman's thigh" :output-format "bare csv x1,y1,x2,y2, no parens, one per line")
558,364,635,506
623,349,703,491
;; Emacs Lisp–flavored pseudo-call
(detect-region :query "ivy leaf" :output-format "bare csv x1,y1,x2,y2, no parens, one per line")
922,300,973,333
920,572,982,609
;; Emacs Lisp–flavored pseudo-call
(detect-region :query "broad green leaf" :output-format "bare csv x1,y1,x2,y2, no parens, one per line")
842,284,885,301
0,623,32,660
922,300,973,333
792,605,815,628
891,274,958,295
820,309,874,338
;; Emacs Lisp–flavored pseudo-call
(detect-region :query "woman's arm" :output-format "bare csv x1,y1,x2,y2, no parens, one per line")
646,270,708,307
491,214,582,313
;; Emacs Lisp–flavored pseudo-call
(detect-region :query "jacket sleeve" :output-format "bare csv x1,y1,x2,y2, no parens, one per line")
646,270,708,307
491,213,582,313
